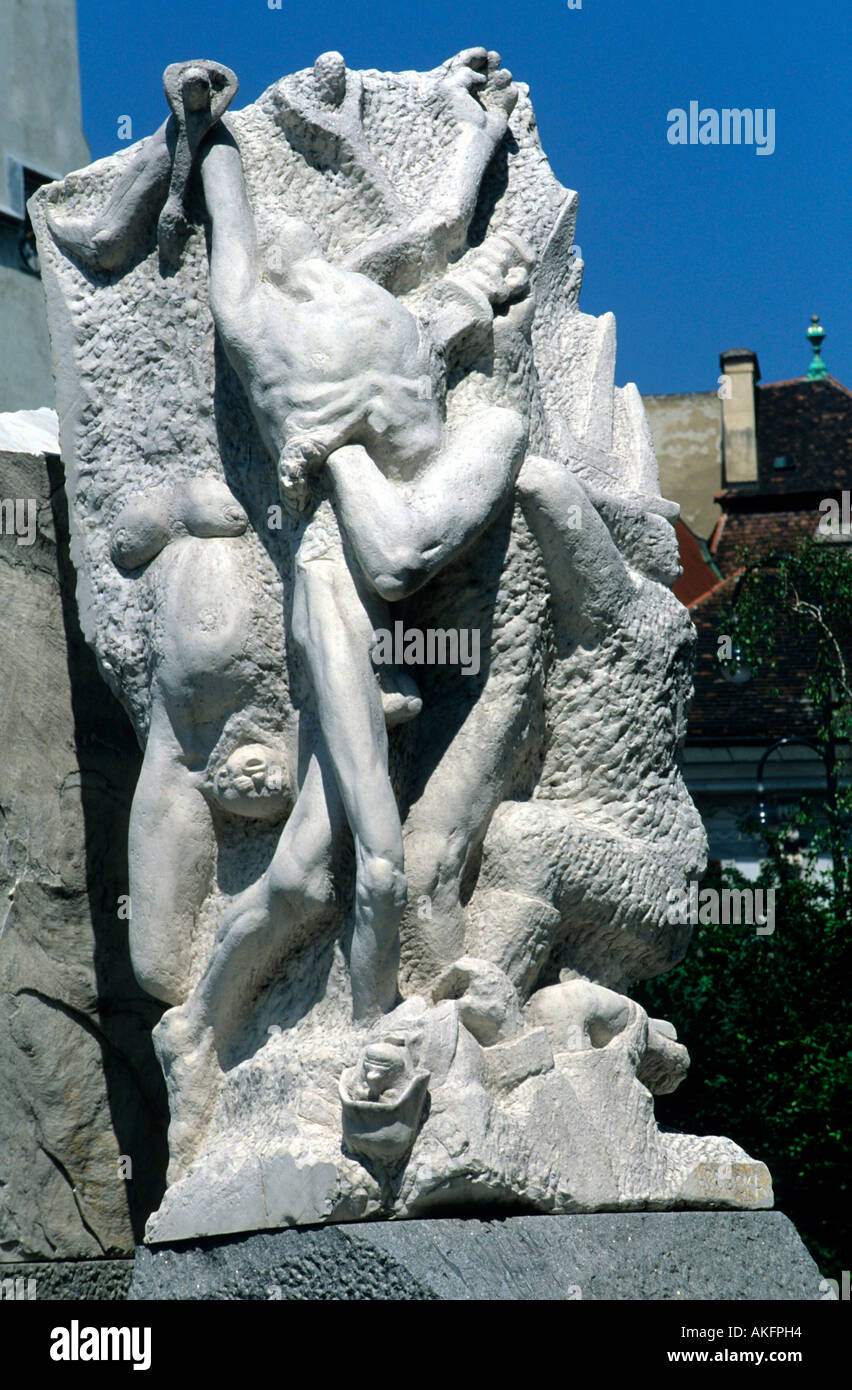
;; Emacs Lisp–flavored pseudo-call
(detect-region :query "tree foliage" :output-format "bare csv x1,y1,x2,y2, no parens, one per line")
639,536,851,1274
638,860,850,1274
721,536,852,738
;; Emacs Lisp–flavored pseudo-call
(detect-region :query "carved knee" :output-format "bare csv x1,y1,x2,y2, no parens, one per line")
405,828,465,912
268,853,334,919
357,853,407,919
516,453,583,507
130,933,187,1007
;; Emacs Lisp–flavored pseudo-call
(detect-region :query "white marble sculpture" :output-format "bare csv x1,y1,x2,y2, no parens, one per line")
33,49,771,1240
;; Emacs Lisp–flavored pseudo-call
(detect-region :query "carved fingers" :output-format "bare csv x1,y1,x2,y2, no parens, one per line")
162,60,239,147
278,460,313,514
277,437,329,514
439,48,519,140
453,229,537,307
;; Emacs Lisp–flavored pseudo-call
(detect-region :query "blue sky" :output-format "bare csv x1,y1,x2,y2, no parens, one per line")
76,0,851,396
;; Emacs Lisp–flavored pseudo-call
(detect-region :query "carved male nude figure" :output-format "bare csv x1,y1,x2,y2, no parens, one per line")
49,50,531,1033
197,52,531,1024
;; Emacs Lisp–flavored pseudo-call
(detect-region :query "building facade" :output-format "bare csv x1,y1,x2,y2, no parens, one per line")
0,0,89,411
649,324,851,876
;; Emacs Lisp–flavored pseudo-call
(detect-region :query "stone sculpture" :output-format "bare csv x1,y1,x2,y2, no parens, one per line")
33,48,771,1241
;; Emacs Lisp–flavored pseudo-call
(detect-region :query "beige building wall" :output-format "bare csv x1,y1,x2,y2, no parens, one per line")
644,390,722,541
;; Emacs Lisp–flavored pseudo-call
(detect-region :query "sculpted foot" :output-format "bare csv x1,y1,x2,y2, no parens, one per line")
439,47,518,145
44,210,133,272
350,854,405,1025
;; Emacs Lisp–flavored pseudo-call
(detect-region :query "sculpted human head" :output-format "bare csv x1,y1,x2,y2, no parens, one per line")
313,51,347,107
263,216,323,286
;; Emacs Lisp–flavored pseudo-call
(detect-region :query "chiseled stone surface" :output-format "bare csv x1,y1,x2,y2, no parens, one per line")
129,1213,821,1302
0,436,167,1262
33,49,771,1240
2,1259,133,1301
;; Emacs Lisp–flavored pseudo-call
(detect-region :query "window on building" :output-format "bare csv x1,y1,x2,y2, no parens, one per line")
3,158,53,276
18,168,53,276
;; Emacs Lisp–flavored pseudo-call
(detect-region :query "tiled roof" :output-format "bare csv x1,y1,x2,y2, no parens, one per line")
688,575,821,743
673,519,721,608
709,506,821,574
686,495,849,745
723,376,852,499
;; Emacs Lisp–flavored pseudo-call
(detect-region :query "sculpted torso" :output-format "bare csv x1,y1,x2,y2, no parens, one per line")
240,250,442,483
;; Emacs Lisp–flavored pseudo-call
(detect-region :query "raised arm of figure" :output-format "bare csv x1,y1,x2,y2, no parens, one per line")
515,455,635,628
197,127,261,327
345,49,518,293
46,61,238,272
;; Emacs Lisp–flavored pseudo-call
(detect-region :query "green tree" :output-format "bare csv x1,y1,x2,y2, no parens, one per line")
638,861,850,1274
639,535,851,1273
720,537,852,895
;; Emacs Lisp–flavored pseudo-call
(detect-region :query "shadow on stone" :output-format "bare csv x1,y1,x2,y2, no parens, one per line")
45,450,169,1243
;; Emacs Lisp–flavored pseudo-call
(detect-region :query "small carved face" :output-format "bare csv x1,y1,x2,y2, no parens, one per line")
212,744,291,821
360,1040,409,1100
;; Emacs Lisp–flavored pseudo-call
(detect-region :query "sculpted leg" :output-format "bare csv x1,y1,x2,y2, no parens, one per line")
197,126,260,320
151,741,339,1184
427,47,518,255
271,52,406,232
326,407,526,602
182,742,341,1060
128,703,216,1006
270,48,519,295
401,669,539,991
465,800,696,996
516,455,633,628
348,49,519,289
292,532,405,1023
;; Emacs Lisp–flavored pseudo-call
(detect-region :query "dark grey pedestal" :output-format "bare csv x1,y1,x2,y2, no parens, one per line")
1,1259,133,1300
128,1211,821,1301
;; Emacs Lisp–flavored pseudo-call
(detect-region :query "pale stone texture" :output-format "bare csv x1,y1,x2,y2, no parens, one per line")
32,50,771,1241
0,406,59,455
0,429,167,1261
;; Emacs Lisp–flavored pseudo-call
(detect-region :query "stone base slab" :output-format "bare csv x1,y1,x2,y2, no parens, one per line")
129,1211,820,1301
1,1260,133,1301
